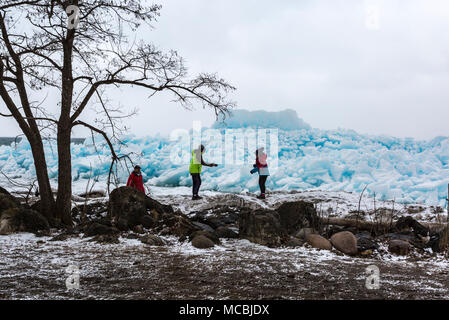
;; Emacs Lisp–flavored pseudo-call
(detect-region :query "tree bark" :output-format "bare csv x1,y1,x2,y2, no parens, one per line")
28,137,56,221
55,122,73,226
55,29,75,226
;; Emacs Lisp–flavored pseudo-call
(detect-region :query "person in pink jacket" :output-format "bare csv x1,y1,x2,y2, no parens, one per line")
252,148,270,199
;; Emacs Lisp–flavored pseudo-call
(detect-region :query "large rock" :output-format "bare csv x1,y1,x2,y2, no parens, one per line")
140,234,166,246
330,231,358,255
84,222,119,237
0,208,49,235
158,212,201,239
140,215,155,229
388,239,410,255
276,201,319,235
91,234,120,244
286,237,304,248
108,186,173,230
189,230,220,244
108,187,146,228
395,216,428,237
239,209,285,247
0,193,19,214
215,226,239,239
190,206,241,229
72,202,108,219
296,228,315,240
191,235,215,249
0,186,11,196
356,232,379,252
306,234,332,250
192,221,215,233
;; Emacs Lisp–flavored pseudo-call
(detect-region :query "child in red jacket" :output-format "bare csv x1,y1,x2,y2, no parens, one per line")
126,165,146,194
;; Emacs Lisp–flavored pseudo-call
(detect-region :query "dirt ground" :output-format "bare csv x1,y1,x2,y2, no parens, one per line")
1,234,448,300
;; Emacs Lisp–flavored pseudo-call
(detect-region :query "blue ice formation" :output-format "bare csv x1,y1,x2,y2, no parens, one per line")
0,109,448,206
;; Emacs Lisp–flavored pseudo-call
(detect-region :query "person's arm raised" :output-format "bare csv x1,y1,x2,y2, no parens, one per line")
201,155,218,167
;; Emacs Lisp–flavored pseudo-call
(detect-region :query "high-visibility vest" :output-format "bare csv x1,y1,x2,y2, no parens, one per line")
189,149,203,174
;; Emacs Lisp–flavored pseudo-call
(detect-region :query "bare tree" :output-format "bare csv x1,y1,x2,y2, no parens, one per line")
0,0,235,226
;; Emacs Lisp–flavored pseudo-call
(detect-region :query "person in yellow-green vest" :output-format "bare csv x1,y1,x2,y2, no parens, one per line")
189,144,217,200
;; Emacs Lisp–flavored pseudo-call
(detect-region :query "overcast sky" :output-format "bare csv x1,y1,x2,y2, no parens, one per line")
1,0,449,140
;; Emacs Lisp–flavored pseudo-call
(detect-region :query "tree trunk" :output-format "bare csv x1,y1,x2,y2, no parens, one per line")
28,137,56,221
55,30,76,227
55,121,73,226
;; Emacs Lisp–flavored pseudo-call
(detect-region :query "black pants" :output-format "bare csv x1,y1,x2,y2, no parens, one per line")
259,175,268,194
191,173,202,196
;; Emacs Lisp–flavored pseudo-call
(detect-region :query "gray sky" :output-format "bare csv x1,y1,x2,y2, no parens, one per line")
1,0,449,140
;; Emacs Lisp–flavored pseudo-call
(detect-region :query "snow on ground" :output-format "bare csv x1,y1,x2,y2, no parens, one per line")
1,180,448,299
1,232,448,299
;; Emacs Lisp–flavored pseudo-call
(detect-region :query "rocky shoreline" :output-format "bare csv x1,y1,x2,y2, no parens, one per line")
1,186,449,299
1,186,448,259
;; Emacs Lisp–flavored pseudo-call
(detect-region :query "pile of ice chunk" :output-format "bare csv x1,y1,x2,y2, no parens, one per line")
0,109,448,206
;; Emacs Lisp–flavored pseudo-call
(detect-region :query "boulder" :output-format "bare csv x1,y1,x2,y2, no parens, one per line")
388,239,410,256
140,215,155,229
189,230,220,244
133,225,144,234
30,200,41,213
126,233,141,240
306,234,332,251
50,233,76,242
0,186,11,196
192,221,215,233
145,197,174,215
91,234,120,244
108,186,173,230
296,228,315,240
360,249,373,256
190,206,241,228
72,202,108,219
276,201,319,235
395,216,428,237
214,226,239,239
0,193,19,214
158,212,201,239
377,232,416,243
239,209,285,247
0,208,49,235
356,232,379,252
330,231,358,255
108,187,147,228
286,237,304,248
191,235,215,249
140,234,166,246
84,222,119,237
